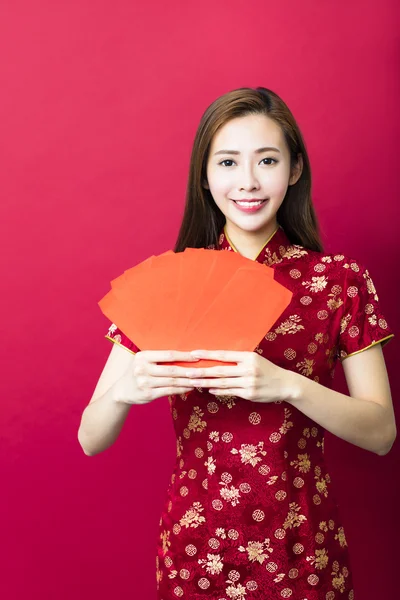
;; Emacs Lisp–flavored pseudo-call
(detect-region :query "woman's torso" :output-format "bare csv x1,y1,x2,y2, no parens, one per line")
155,227,356,599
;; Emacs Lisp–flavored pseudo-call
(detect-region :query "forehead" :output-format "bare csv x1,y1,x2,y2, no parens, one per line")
210,113,285,152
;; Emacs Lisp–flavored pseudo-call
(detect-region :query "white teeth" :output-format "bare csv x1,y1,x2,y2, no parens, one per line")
236,200,264,207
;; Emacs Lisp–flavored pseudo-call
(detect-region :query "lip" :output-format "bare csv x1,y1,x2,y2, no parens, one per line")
230,198,267,203
231,198,268,214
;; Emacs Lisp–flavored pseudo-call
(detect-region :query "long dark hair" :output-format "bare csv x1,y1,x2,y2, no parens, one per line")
173,87,323,253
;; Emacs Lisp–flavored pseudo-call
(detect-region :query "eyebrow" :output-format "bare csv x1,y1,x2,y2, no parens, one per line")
213,146,281,156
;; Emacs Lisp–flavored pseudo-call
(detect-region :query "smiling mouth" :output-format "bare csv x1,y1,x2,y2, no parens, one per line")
231,199,268,205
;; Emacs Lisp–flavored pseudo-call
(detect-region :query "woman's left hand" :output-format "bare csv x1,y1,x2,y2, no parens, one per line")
187,349,297,403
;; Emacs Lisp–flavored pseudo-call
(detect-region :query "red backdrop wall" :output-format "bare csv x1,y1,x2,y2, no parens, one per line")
1,1,398,598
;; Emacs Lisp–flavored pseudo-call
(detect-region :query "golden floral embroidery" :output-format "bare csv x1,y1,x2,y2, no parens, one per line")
238,538,274,564
225,580,247,600
306,548,329,569
230,442,267,466
290,453,311,473
331,561,349,593
281,245,309,260
215,527,227,539
263,250,283,266
364,270,379,301
327,295,344,311
160,529,171,555
156,555,163,588
168,569,178,579
179,502,206,528
340,313,352,334
216,394,237,409
176,437,183,458
283,502,307,529
335,526,348,548
219,481,241,506
296,358,315,376
314,465,331,498
279,408,294,434
267,475,279,486
107,323,118,337
302,275,328,293
188,406,207,433
205,456,216,475
303,427,318,438
198,553,224,575
275,314,305,335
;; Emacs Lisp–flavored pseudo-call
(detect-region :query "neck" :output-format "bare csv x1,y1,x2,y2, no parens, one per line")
224,220,279,260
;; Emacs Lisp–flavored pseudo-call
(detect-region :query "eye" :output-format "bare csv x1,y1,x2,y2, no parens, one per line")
260,157,278,165
218,159,235,167
218,158,278,167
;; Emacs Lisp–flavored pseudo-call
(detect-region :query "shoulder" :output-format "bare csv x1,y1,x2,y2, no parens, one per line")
292,245,368,280
280,245,377,301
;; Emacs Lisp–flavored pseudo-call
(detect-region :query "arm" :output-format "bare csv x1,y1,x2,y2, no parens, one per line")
286,343,397,456
78,343,136,456
78,381,133,456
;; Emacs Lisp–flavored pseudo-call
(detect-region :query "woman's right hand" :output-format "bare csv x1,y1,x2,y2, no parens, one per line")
115,350,201,405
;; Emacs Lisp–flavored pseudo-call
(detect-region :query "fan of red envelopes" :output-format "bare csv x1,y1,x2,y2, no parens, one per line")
98,247,293,368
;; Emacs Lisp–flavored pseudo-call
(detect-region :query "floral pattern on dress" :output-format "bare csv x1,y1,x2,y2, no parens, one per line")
104,224,394,599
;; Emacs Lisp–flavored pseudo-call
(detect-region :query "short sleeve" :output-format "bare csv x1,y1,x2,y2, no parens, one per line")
105,323,141,355
337,259,394,362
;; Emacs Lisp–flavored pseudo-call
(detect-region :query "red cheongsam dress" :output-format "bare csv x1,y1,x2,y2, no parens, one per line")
105,224,394,600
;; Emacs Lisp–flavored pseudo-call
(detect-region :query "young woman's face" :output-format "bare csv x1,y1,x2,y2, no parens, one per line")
205,113,302,236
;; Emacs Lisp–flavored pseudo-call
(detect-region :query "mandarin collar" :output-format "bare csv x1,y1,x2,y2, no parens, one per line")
215,224,294,266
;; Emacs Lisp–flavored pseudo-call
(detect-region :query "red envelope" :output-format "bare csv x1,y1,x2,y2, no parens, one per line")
98,248,292,368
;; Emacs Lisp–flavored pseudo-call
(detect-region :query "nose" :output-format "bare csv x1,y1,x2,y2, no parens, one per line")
238,165,261,191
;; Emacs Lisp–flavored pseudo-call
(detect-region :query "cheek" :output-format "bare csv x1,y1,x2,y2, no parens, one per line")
265,170,290,198
208,171,231,193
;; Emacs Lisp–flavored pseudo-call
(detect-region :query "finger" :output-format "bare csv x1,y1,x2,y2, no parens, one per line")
152,387,195,398
140,350,201,363
209,388,243,396
147,363,205,378
149,376,198,388
148,364,245,379
189,365,248,377
190,350,247,362
191,377,247,388
134,372,188,389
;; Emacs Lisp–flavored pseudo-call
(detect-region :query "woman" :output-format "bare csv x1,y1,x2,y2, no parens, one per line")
78,87,396,599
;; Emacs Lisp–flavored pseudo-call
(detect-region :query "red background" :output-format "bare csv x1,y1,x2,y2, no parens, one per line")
1,1,398,598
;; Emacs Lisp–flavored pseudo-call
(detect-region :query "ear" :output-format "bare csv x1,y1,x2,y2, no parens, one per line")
202,179,209,190
289,153,303,186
